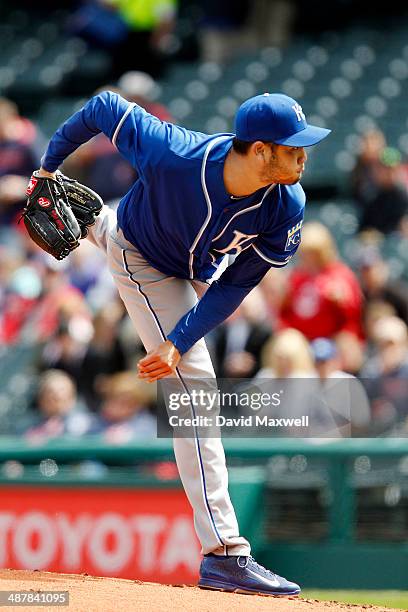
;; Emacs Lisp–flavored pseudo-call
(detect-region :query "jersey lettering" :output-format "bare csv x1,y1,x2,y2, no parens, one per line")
215,230,258,255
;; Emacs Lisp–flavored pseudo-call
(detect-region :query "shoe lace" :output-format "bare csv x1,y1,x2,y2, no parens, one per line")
239,555,277,577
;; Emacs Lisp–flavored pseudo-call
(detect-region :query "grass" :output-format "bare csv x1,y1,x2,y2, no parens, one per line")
302,590,408,609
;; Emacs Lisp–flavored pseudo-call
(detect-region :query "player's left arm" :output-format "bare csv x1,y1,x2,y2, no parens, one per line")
138,214,303,381
40,90,169,176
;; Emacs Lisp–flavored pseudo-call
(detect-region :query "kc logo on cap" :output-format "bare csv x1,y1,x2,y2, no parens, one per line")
292,103,305,122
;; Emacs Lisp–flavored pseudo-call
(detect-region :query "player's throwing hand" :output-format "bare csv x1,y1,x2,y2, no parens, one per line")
137,340,181,382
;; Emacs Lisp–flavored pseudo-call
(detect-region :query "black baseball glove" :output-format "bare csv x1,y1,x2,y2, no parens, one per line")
23,172,104,260
23,171,82,260
59,172,103,238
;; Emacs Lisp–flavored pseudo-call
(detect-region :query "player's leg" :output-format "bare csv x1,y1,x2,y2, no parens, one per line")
85,204,117,253
107,226,250,556
89,217,300,595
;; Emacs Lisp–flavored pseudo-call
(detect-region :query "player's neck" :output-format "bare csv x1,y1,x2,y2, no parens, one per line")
223,148,270,198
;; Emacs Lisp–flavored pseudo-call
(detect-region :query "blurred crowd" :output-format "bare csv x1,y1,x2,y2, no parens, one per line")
61,0,408,71
1,31,408,440
64,0,304,75
67,0,179,80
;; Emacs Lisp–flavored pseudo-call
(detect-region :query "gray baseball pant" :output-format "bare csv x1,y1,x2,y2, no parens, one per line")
87,206,250,556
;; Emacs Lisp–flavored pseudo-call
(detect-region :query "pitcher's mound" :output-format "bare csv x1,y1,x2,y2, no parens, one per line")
0,569,398,612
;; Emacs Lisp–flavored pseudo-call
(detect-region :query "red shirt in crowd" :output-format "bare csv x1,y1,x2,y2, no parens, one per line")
279,261,363,340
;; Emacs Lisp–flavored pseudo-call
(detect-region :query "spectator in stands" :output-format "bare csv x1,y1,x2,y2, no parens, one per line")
93,371,157,442
199,0,252,63
311,337,346,380
79,303,127,410
351,129,386,213
0,98,41,226
68,0,129,54
357,246,408,327
39,320,91,388
117,70,173,121
71,0,178,79
64,240,109,297
358,148,408,234
33,260,94,389
0,255,42,345
258,267,288,330
23,370,94,439
257,328,315,378
199,0,294,62
115,0,178,77
212,288,272,378
360,316,408,432
250,329,316,437
32,259,92,343
310,337,371,436
278,222,364,373
364,301,396,357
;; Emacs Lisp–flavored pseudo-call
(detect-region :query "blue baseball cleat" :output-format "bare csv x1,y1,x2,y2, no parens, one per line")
198,554,301,597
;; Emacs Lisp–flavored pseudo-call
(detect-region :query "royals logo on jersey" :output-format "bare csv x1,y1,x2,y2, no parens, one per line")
285,220,303,251
213,230,258,256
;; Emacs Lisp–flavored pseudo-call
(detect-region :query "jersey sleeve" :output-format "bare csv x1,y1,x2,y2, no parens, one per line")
41,90,170,175
250,208,304,268
167,210,305,355
167,247,275,355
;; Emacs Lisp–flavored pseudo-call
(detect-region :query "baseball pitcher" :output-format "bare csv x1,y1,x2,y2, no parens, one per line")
25,91,330,596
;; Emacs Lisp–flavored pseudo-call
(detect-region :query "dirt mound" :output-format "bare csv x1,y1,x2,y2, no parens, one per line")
0,570,399,612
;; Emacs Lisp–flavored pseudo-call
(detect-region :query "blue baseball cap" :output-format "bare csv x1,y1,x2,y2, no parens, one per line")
310,338,338,362
235,93,331,146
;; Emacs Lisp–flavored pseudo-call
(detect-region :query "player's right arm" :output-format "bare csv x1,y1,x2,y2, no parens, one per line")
41,90,168,175
165,208,304,355
138,244,293,382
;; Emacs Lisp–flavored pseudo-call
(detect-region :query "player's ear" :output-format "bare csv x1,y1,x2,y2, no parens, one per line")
253,141,266,159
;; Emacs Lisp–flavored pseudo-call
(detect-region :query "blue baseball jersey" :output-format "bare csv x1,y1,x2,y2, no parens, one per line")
42,91,305,354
